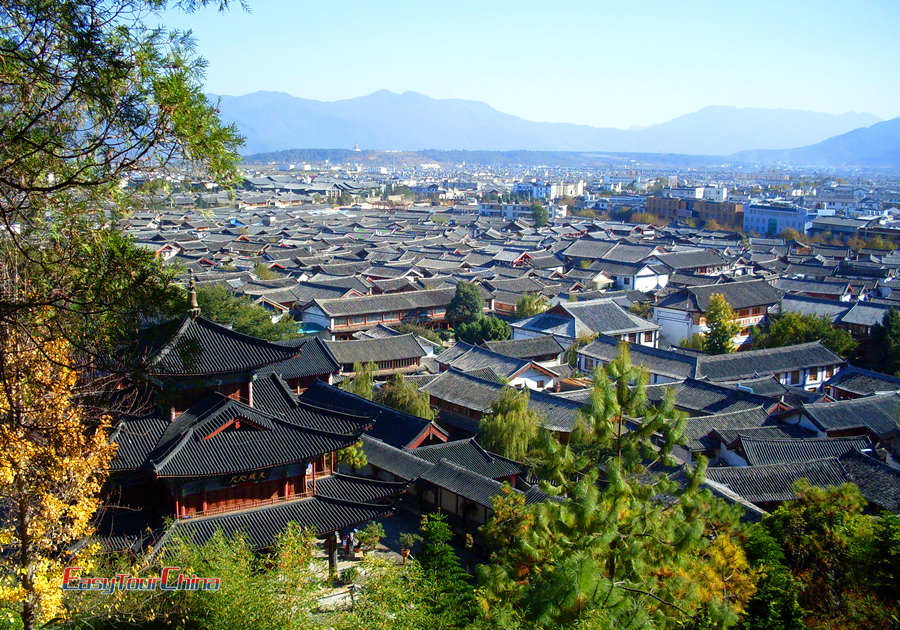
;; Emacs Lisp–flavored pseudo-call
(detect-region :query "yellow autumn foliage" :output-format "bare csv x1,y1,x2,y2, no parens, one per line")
0,330,116,626
680,533,758,616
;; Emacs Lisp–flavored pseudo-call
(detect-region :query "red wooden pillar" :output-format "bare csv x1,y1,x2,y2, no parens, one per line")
174,494,181,519
312,464,317,495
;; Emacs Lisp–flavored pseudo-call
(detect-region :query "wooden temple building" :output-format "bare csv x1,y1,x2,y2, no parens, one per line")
98,281,408,553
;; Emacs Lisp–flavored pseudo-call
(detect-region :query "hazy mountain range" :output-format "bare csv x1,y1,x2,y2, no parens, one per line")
212,90,894,165
733,117,900,168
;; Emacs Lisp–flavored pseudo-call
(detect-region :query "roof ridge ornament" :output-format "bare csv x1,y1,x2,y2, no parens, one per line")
188,269,200,319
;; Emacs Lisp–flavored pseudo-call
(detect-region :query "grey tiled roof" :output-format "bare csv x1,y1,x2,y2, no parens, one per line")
739,435,872,466
826,365,900,395
301,380,445,448
325,334,425,365
656,279,781,312
838,450,900,512
360,435,433,480
681,406,773,451
139,316,301,376
436,342,531,379
705,458,849,504
261,336,340,378
482,335,565,359
579,336,696,379
421,368,583,432
418,459,513,509
644,379,777,416
313,287,457,317
312,473,409,503
160,495,392,551
412,438,524,480
694,341,844,382
148,393,368,478
799,393,900,437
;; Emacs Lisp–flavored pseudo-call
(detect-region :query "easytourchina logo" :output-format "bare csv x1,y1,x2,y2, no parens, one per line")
62,566,220,595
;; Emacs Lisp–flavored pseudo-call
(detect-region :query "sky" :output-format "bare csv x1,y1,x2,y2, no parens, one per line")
159,0,900,129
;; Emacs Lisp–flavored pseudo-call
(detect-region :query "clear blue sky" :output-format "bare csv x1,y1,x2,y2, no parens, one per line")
160,0,900,129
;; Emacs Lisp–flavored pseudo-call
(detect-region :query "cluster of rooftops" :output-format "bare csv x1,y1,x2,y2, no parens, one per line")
100,205,900,553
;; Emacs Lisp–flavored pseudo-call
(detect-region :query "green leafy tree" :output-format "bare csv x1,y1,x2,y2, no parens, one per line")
763,480,866,611
68,526,320,630
455,315,510,345
752,312,857,358
340,361,377,400
0,0,242,371
357,521,386,553
739,524,805,630
476,345,757,628
254,262,280,280
334,440,367,469
629,300,652,319
679,333,706,351
870,307,900,375
531,204,549,227
331,556,439,630
704,293,741,354
392,322,444,346
378,373,435,420
447,281,485,324
515,292,549,317
562,333,598,368
478,386,544,461
195,285,297,341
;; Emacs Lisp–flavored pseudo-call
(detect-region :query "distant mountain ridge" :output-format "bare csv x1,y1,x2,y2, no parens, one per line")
732,117,900,168
212,90,879,156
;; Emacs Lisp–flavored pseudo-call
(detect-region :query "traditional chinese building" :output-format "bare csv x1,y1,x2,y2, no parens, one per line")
98,279,405,553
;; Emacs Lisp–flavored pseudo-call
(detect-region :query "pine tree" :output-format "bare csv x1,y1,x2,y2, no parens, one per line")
872,307,900,374
417,512,474,628
704,293,741,354
476,345,756,628
447,281,485,324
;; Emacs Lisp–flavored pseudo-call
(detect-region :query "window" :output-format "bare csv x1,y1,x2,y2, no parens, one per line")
536,380,545,389
644,331,653,342
790,370,802,385
825,365,834,379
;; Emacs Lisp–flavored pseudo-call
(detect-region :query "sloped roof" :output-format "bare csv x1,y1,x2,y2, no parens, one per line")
148,393,369,477
579,336,697,379
656,279,781,312
138,316,300,376
681,406,773,451
300,380,447,449
799,393,900,437
312,287,457,317
694,341,844,382
705,458,849,504
325,334,425,365
740,435,872,466
421,368,583,432
160,495,392,551
482,335,565,359
826,364,900,396
412,438,524,480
